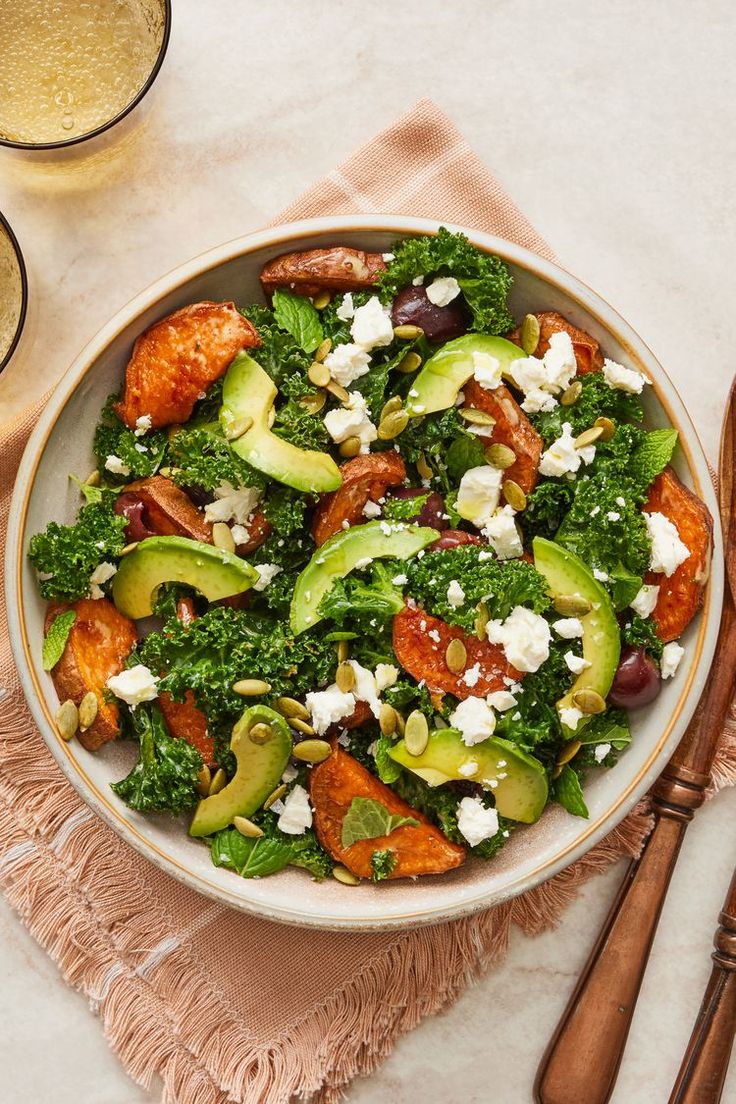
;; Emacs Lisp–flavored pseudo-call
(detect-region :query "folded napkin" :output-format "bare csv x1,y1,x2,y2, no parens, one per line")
1,99,735,1104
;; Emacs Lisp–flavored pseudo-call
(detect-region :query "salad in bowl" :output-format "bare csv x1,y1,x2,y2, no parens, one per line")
28,228,713,888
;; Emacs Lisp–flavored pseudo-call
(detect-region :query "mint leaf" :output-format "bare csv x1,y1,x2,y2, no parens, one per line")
632,429,678,491
272,288,323,355
341,796,419,848
554,765,589,818
210,827,294,878
42,610,76,671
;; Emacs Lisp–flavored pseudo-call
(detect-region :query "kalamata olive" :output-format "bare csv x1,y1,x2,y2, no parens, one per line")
609,646,662,709
388,487,448,529
114,493,157,543
391,285,469,343
429,528,485,552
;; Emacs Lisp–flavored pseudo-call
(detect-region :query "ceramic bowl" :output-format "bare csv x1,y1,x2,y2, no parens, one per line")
5,215,723,930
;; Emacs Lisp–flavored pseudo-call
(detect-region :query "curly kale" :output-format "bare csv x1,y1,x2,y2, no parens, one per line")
529,373,644,447
399,406,468,484
523,480,576,542
28,494,127,600
272,397,331,451
494,643,570,754
261,484,310,538
621,611,665,662
391,770,513,860
93,394,168,483
377,227,514,335
318,562,405,630
371,849,398,881
240,304,313,391
170,425,265,493
111,704,202,815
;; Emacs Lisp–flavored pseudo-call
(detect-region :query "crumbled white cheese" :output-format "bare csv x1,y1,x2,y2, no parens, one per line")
564,651,591,674
456,465,503,528
559,705,584,731
134,443,148,454
347,660,382,718
472,351,503,390
458,760,479,778
644,511,690,577
456,796,499,847
205,482,261,525
134,414,152,436
362,499,382,519
447,579,465,607
335,292,355,321
391,573,408,586
230,523,251,546
324,391,377,453
486,690,517,712
602,358,648,394
375,663,399,691
630,584,660,619
593,568,609,582
486,606,551,673
412,274,424,286
661,641,685,679
507,355,556,414
323,342,371,386
253,563,283,592
426,275,461,307
350,295,394,349
552,617,584,639
106,664,159,709
539,422,595,478
105,454,130,477
542,331,578,392
276,784,313,835
305,686,356,734
607,511,621,522
89,561,117,599
594,743,612,763
462,663,482,688
382,252,395,262
616,496,626,507
281,762,299,784
354,557,373,569
482,505,523,560
449,696,497,746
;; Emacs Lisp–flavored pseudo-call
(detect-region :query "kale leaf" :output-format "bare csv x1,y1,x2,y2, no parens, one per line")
261,484,309,538
28,494,127,600
272,397,331,451
111,703,202,815
621,611,665,662
530,373,643,447
371,849,398,881
93,394,168,482
170,425,266,492
382,493,431,522
318,562,405,630
523,480,576,542
240,304,314,390
390,771,512,860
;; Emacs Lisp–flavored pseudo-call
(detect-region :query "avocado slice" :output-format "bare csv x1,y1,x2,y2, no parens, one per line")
405,335,523,417
221,351,341,493
532,537,621,727
290,520,438,635
189,705,292,838
112,535,258,619
389,730,548,824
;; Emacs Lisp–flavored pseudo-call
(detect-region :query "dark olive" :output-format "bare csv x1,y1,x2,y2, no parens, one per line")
391,285,469,343
429,529,485,552
114,493,156,543
388,487,448,529
609,646,662,709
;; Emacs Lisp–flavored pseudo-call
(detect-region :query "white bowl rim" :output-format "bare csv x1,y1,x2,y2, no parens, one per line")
5,214,723,930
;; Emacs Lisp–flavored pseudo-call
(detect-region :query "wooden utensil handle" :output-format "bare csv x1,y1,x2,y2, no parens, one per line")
668,869,736,1104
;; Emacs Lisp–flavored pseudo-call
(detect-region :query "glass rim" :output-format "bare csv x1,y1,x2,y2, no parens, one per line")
0,210,29,374
0,0,172,151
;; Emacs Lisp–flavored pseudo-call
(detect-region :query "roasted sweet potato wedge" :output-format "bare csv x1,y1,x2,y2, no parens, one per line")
121,476,212,542
234,509,272,555
463,380,543,494
393,602,520,698
260,247,386,299
159,691,214,766
508,310,603,375
115,301,259,429
644,466,713,642
45,598,137,751
312,452,407,546
309,744,466,879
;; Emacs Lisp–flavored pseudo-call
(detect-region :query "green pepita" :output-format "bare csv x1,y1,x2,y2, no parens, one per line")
209,768,227,796
560,379,583,406
459,407,495,426
445,638,467,674
484,443,516,470
572,688,607,715
396,351,422,374
78,691,98,732
314,337,332,362
212,522,235,553
274,696,310,721
332,864,360,885
232,678,271,697
292,739,332,764
233,815,264,838
248,722,273,745
553,594,592,617
502,479,527,511
312,291,331,310
224,416,253,442
521,313,541,355
404,710,429,757
338,436,362,458
55,699,79,742
308,361,331,388
393,324,424,341
574,426,604,450
377,410,409,440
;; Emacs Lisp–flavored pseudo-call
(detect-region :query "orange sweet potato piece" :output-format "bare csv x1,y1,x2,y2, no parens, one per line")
309,744,466,879
45,598,137,751
393,602,520,698
644,467,713,642
159,691,215,766
260,247,386,299
115,301,259,429
463,379,543,495
312,452,407,546
122,476,212,542
508,310,603,375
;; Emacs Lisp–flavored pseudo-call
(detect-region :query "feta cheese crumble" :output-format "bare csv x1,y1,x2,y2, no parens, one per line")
661,641,685,679
253,563,283,592
594,743,612,764
276,784,313,835
446,579,465,607
323,342,371,386
425,275,461,307
630,583,660,619
349,296,394,349
362,499,382,519
89,561,117,599
324,391,377,453
134,414,152,436
335,292,355,321
644,512,690,577
552,617,584,639
305,686,356,734
347,660,382,718
456,796,499,847
106,664,159,709
593,568,609,582
105,454,130,477
472,351,503,390
462,663,482,688
602,358,648,394
539,422,596,478
375,663,399,691
449,696,497,746
564,651,591,674
486,606,551,673
482,505,523,559
204,482,261,525
507,332,577,413
559,705,584,731
486,690,517,712
455,465,503,528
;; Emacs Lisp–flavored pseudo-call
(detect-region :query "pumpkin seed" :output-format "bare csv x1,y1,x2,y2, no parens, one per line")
120,541,139,557
396,351,422,374
233,815,264,838
379,703,397,737
560,379,583,406
416,452,433,480
521,313,541,355
393,324,423,341
308,361,331,388
209,768,227,796
377,410,409,440
56,699,79,741
196,765,212,797
574,426,604,450
553,594,592,617
158,466,184,478
475,600,490,641
552,763,564,780
333,864,360,886
327,380,350,403
292,739,332,764
84,469,101,487
445,638,467,674
336,661,356,693
232,678,271,696
263,783,287,810
572,688,607,715
380,395,403,422
212,522,235,553
274,696,310,721
484,443,516,470
337,639,350,663
248,722,273,745
502,479,527,511
78,691,98,732
394,711,406,737
312,291,331,310
299,390,327,415
556,739,582,766
459,407,495,426
289,716,316,736
314,337,332,362
404,710,429,757
224,415,253,442
338,436,362,458
594,416,616,441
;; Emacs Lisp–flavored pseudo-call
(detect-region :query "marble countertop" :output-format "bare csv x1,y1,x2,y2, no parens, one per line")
2,1,735,1101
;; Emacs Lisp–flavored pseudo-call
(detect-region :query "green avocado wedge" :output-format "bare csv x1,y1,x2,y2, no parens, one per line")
404,334,523,417
111,535,258,619
221,351,342,493
389,730,548,824
189,706,292,838
532,537,621,728
290,520,439,635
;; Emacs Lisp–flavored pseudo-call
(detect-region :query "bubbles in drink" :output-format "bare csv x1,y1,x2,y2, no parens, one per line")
0,0,166,144
0,224,24,366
